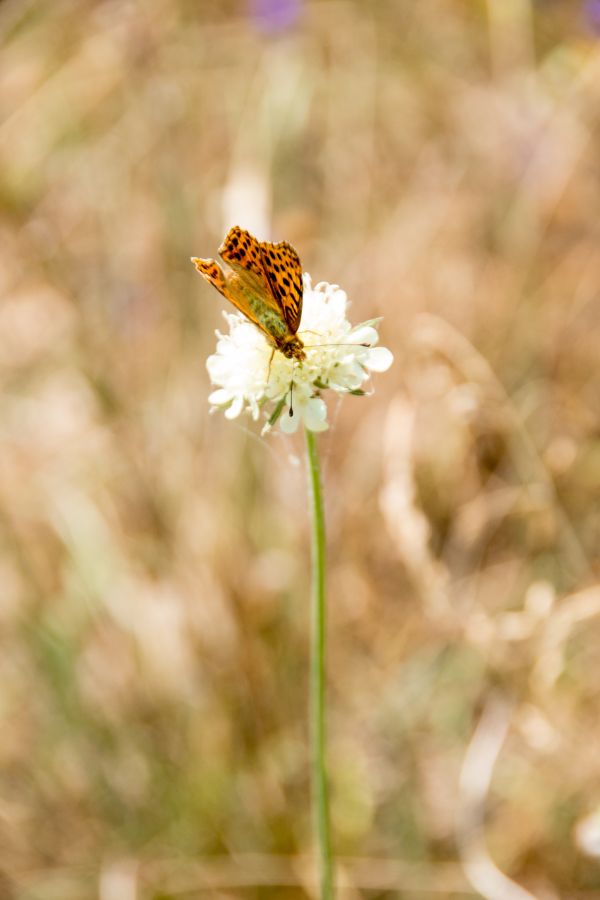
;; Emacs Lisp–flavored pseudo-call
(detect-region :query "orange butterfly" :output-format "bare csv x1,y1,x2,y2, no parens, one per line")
192,226,306,361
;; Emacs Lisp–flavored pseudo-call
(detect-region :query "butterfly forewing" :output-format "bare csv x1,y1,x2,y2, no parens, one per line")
219,227,279,312
259,240,303,334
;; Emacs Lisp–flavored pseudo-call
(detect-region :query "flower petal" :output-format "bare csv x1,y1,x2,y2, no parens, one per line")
208,388,232,406
279,408,300,433
302,397,329,432
326,289,347,320
224,395,244,419
349,325,378,346
363,347,394,372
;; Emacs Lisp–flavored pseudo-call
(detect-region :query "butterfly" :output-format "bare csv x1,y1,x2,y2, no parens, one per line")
192,226,306,361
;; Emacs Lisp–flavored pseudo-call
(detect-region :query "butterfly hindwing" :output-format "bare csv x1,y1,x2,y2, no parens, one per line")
259,240,303,335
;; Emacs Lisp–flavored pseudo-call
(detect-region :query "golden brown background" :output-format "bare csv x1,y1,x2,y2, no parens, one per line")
2,1,600,897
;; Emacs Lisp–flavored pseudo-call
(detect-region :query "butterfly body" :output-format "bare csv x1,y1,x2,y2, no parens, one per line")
192,226,306,362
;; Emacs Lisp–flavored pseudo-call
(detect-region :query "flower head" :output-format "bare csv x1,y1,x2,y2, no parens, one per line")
207,275,393,433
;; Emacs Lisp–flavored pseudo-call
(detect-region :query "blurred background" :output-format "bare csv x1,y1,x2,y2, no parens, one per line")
2,1,600,897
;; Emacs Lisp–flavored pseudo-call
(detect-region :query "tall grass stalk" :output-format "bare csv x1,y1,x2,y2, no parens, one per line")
305,428,334,899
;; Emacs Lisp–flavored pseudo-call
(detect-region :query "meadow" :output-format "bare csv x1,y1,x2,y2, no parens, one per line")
1,1,600,897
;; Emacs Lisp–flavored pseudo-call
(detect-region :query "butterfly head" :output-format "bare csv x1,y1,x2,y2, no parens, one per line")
279,334,306,362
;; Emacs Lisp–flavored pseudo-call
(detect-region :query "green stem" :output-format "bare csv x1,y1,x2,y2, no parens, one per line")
305,428,334,899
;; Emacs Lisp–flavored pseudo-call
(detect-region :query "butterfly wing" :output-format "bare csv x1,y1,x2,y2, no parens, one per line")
191,258,229,295
220,226,303,334
218,226,282,316
191,256,273,339
194,226,304,348
219,226,264,279
259,240,303,335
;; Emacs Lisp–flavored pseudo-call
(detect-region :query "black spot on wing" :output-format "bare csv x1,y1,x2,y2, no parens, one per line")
219,226,264,278
260,239,303,333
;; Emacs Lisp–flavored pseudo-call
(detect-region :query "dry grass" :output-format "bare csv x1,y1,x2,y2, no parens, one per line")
2,1,600,897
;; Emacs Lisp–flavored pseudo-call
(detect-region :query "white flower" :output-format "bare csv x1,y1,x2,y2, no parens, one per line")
206,275,393,433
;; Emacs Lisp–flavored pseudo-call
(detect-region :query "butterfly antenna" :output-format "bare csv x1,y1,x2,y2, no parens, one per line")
289,363,295,417
300,330,371,350
304,342,371,351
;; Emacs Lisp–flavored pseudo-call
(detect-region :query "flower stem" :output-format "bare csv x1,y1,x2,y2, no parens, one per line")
305,428,334,899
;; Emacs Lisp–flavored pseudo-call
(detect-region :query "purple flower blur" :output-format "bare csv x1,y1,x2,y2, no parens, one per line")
249,0,302,34
584,0,600,33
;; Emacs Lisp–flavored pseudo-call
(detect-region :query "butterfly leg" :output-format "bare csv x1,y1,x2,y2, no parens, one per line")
266,348,276,385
